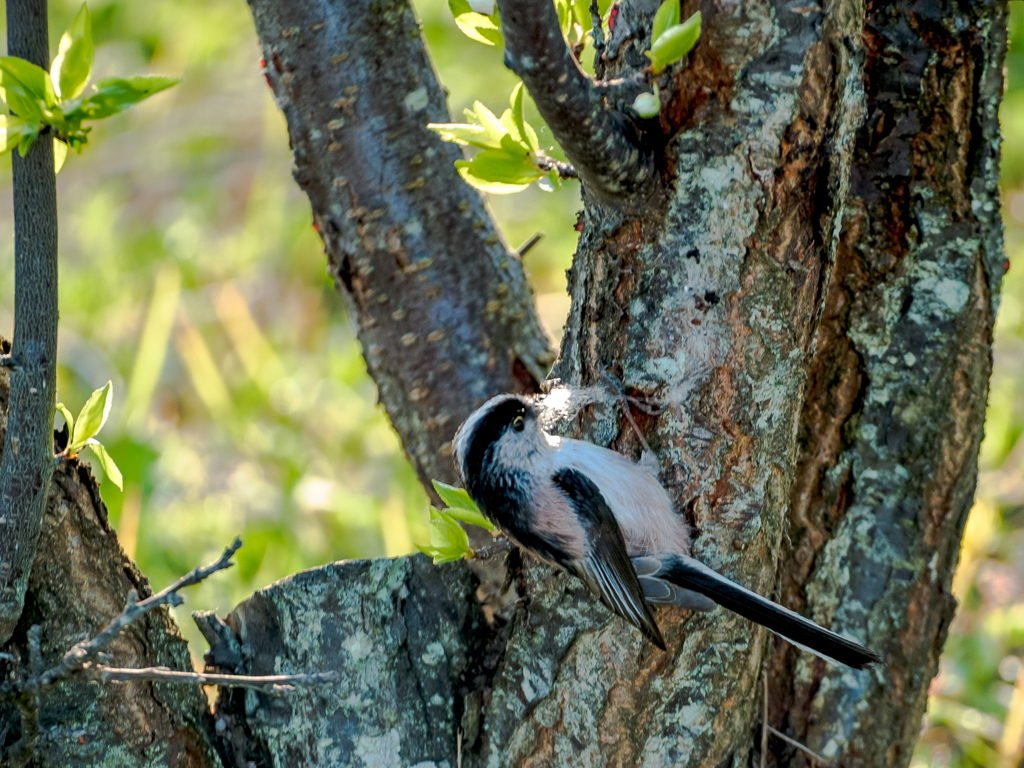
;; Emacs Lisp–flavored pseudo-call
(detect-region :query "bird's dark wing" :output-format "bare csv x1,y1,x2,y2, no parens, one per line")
551,468,666,650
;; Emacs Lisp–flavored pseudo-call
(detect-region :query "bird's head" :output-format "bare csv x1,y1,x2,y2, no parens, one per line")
453,394,547,492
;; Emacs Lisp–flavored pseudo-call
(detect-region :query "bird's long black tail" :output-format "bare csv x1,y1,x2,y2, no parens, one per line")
655,554,881,669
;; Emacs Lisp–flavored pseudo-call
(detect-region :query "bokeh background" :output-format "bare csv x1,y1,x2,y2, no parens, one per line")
0,2,1020,765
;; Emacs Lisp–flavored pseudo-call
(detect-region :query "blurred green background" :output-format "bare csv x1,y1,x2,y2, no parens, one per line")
0,1,1020,765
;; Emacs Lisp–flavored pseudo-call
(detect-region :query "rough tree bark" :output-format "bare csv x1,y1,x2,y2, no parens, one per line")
0,0,61,646
223,0,1007,766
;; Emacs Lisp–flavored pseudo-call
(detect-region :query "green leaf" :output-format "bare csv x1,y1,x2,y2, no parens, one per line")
70,380,113,453
463,148,539,182
651,0,680,46
571,0,592,32
645,11,701,74
17,128,38,157
432,480,494,530
86,439,123,491
444,506,495,531
448,0,503,46
55,402,74,434
455,148,542,194
0,56,58,120
53,138,68,172
73,75,180,120
432,480,480,513
456,165,534,193
471,101,508,143
555,0,572,36
0,115,35,154
427,122,502,150
506,83,539,152
538,167,562,192
498,111,529,152
51,3,93,100
424,507,473,563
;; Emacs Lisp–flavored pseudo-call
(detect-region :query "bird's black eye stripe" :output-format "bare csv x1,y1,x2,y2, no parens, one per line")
460,396,531,482
513,415,525,432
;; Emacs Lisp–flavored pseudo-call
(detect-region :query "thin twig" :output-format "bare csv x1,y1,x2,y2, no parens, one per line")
516,232,544,258
596,369,659,453
7,691,40,767
760,669,768,768
767,726,832,767
81,664,337,694
620,403,653,455
598,369,666,415
472,537,513,560
0,0,61,646
28,538,241,690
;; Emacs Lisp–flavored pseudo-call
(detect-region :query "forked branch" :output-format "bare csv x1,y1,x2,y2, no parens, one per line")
496,0,655,200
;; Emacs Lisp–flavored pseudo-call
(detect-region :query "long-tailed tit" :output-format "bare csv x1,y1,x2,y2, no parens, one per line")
453,393,880,669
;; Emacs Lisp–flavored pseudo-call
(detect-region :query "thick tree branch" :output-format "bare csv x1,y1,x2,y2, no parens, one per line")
246,0,555,495
496,0,654,200
0,0,59,645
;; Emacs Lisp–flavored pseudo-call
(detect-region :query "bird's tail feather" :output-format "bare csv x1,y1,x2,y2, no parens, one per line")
655,554,881,669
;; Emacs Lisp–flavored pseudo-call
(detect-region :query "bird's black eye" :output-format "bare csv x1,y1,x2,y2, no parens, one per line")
512,415,525,432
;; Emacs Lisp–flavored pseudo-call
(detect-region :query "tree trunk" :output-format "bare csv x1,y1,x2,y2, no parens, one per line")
221,0,1008,766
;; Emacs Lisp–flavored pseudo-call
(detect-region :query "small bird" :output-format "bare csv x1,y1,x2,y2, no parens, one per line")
453,393,880,669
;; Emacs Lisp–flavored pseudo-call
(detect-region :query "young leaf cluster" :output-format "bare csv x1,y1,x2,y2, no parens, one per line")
417,480,495,564
56,381,123,490
645,0,701,75
428,84,563,194
0,3,179,170
448,0,599,52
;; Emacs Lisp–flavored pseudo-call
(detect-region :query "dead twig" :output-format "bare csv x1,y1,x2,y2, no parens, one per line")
766,725,832,767
24,537,242,691
81,664,337,694
0,537,337,766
